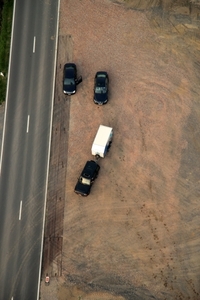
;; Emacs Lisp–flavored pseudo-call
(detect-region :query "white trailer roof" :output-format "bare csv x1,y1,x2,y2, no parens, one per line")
93,125,113,147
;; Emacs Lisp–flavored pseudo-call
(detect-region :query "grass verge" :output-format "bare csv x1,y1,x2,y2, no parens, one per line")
0,0,13,104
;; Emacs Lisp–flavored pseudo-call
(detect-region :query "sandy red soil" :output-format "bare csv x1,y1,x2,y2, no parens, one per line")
40,1,200,299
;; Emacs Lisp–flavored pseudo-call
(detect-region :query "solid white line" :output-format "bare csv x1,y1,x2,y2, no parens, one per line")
26,115,30,133
0,0,17,176
37,0,61,298
19,201,23,220
33,36,36,53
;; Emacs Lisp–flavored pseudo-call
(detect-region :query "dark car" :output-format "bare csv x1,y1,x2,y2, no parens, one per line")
63,63,82,95
74,160,100,196
94,71,109,105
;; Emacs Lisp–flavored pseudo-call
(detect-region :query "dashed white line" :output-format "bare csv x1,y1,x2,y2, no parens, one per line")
26,115,30,133
19,201,23,220
33,36,36,53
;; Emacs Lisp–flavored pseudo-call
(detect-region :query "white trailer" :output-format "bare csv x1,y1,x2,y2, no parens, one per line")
91,125,113,158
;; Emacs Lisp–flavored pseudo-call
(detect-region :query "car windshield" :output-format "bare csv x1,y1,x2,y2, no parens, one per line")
95,86,107,93
95,75,107,94
64,78,75,85
81,177,91,185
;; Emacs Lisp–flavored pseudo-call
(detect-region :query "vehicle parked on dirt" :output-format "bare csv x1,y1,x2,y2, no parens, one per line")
63,63,82,95
91,125,113,158
93,71,109,105
74,160,100,196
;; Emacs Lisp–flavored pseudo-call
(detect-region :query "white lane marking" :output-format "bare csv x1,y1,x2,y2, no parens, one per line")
26,115,30,133
19,201,23,220
33,36,36,53
0,0,17,176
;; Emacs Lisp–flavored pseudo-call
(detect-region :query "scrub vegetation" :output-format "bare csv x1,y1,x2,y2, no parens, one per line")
0,0,13,104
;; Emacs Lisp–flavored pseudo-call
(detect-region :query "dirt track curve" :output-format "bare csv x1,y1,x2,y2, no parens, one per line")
40,1,200,299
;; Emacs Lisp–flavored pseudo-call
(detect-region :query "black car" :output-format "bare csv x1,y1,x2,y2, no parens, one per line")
74,160,100,196
63,63,82,95
94,71,109,105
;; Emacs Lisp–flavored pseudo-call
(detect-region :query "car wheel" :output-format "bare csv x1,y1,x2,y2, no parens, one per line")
107,141,112,150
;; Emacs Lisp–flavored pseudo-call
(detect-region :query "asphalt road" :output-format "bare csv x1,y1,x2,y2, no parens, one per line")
0,0,59,299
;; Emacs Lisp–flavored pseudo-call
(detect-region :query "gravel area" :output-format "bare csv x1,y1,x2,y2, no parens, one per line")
41,0,200,299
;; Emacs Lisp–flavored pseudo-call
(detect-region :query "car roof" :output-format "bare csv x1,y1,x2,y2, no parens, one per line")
81,161,98,178
64,63,76,78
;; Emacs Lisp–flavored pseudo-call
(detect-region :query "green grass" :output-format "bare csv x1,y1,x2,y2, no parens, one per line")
0,0,13,104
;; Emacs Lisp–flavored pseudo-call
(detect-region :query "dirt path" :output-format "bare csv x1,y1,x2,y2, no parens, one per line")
41,0,200,299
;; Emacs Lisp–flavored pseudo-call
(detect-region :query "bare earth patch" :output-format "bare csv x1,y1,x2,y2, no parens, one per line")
41,0,200,299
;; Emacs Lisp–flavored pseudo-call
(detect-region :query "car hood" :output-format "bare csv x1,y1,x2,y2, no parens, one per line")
94,92,108,104
63,83,76,94
74,181,91,196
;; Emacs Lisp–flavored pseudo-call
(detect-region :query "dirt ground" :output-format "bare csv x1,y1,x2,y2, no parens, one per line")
40,0,200,299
